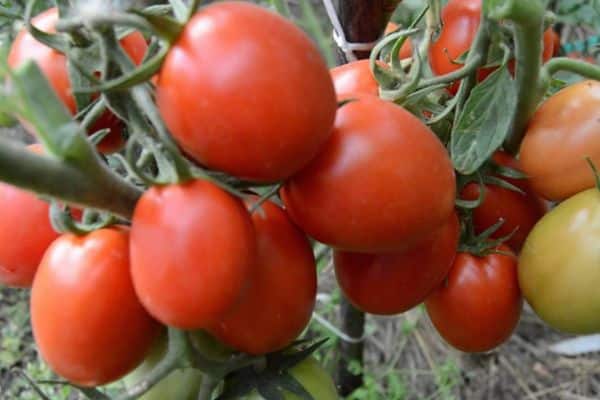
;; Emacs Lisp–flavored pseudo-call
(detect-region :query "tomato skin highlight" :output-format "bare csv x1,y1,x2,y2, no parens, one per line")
7,7,148,153
30,228,160,386
461,152,547,252
425,247,522,353
130,179,257,330
157,2,336,182
519,188,600,334
334,212,459,315
208,198,316,355
520,80,600,201
281,95,456,253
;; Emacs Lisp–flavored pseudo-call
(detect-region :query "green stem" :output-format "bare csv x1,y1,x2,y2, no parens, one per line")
0,138,140,219
196,375,219,400
116,328,192,400
417,54,483,90
55,14,153,35
487,0,545,155
540,57,600,86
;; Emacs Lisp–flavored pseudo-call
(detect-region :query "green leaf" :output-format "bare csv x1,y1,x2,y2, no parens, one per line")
451,65,517,175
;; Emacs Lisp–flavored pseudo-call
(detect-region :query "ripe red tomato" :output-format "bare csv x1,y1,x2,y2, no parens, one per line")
460,152,547,252
281,95,456,253
334,212,459,315
0,144,59,288
30,227,159,386
429,0,554,94
130,179,256,329
8,8,148,153
520,80,600,201
208,197,316,355
425,247,522,353
157,2,336,182
330,60,379,98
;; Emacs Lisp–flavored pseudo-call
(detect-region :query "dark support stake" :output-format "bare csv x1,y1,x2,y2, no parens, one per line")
332,0,401,396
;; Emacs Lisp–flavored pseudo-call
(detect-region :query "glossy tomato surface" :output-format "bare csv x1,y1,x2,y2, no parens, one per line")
0,145,58,287
130,179,256,329
208,198,316,355
461,152,547,252
519,188,600,334
425,247,522,353
31,228,159,386
157,2,336,182
281,95,456,253
8,7,147,153
429,0,553,93
520,80,600,200
334,212,459,315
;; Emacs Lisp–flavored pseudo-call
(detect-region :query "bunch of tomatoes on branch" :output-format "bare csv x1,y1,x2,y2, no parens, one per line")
1,0,600,398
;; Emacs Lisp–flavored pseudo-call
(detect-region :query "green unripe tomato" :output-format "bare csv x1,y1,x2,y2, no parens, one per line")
519,188,600,334
123,335,203,400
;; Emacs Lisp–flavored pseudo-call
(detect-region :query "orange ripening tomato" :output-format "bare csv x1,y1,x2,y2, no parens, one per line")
130,179,257,329
0,144,59,288
385,22,413,59
208,197,316,355
157,2,336,182
425,247,522,353
281,95,456,253
520,80,600,201
429,0,554,94
30,227,160,386
334,212,459,315
461,152,547,252
8,8,148,153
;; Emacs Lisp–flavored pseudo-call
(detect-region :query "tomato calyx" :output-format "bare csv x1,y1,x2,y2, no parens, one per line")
217,339,328,400
458,214,515,257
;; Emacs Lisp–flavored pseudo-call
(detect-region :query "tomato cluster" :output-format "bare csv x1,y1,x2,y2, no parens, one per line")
4,0,600,397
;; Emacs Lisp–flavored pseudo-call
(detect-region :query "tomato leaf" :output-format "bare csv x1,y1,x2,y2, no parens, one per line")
451,65,517,175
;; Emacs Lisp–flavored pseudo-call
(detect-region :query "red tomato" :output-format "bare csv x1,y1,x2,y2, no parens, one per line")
429,0,553,94
461,152,547,252
130,179,256,329
425,247,522,353
330,60,379,98
551,29,561,57
208,197,316,355
30,227,159,386
281,95,456,253
334,212,459,315
520,80,600,200
8,8,148,153
0,145,59,287
157,2,336,182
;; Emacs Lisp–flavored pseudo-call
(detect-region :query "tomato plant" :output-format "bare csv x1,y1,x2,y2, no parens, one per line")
519,80,600,201
461,152,547,252
130,179,256,330
334,212,459,315
7,7,148,153
519,188,600,334
124,334,203,400
157,1,336,182
425,247,522,353
281,95,456,253
30,227,159,386
208,197,316,355
0,145,58,287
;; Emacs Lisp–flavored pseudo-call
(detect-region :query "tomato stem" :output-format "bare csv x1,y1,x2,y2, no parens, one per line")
540,57,600,87
417,53,483,90
487,0,545,155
